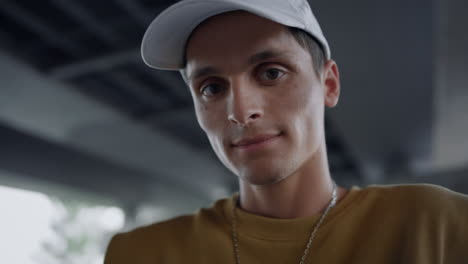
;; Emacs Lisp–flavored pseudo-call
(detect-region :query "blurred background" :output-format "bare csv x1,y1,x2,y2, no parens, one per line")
0,0,467,263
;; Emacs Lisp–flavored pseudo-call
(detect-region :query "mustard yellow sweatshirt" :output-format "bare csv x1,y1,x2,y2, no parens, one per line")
104,184,468,264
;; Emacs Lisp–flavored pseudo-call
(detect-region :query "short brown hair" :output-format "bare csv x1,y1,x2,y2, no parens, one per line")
287,27,326,76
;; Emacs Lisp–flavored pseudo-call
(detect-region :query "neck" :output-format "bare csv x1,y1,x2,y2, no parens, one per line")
238,144,345,219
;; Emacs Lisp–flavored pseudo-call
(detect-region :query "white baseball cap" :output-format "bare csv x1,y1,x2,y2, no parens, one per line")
141,0,331,70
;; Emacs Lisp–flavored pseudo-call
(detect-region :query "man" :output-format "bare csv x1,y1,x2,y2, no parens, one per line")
104,0,468,263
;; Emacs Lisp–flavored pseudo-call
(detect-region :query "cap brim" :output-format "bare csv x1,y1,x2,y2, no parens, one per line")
141,1,307,70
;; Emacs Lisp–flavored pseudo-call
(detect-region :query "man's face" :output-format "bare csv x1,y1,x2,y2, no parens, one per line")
185,11,339,185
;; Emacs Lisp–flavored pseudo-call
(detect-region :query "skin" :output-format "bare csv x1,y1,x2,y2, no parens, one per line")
185,11,348,219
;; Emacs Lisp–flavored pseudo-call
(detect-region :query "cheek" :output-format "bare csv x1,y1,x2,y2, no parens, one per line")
194,101,226,146
283,80,324,143
190,88,220,133
280,78,323,116
194,102,210,132
194,102,234,169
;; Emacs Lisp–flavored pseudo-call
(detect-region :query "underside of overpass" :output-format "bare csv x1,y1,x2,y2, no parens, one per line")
0,0,467,218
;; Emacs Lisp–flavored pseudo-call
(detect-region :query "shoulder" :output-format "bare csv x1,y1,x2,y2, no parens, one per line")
366,183,467,201
119,214,195,244
104,197,230,263
116,196,228,238
104,214,195,263
363,183,468,216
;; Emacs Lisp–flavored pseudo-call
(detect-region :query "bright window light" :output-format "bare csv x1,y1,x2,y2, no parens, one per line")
0,185,55,264
0,185,125,264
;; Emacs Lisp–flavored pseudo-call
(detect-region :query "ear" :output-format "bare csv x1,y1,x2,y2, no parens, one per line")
322,60,341,108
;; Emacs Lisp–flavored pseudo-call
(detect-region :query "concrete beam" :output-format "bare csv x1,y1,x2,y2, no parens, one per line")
49,50,140,80
48,0,121,47
0,1,83,55
0,122,165,204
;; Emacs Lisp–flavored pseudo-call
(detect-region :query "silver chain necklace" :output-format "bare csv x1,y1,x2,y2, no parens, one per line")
231,181,338,264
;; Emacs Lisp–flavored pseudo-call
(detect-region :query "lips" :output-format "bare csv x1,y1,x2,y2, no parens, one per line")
232,133,281,148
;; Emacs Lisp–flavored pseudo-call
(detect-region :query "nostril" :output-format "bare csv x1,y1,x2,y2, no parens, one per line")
249,113,261,120
228,111,262,126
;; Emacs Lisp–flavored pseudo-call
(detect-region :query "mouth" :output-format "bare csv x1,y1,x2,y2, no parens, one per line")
231,133,282,151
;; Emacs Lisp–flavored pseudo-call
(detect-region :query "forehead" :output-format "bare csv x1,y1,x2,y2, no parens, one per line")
184,11,302,79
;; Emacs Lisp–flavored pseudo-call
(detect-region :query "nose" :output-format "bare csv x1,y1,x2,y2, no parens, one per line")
227,80,263,126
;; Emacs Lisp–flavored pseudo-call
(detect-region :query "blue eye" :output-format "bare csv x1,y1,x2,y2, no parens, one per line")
201,83,224,97
261,68,284,81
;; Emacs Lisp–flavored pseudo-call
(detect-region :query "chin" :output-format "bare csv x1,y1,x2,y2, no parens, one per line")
237,166,290,186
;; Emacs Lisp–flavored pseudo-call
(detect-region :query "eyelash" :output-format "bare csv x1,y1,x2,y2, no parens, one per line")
200,82,224,97
258,67,285,81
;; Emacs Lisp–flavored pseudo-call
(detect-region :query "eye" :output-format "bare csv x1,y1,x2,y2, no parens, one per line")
260,68,285,81
200,83,224,97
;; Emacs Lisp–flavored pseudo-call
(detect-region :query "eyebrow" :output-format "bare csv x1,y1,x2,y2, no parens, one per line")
188,66,220,82
247,50,286,65
188,49,288,81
